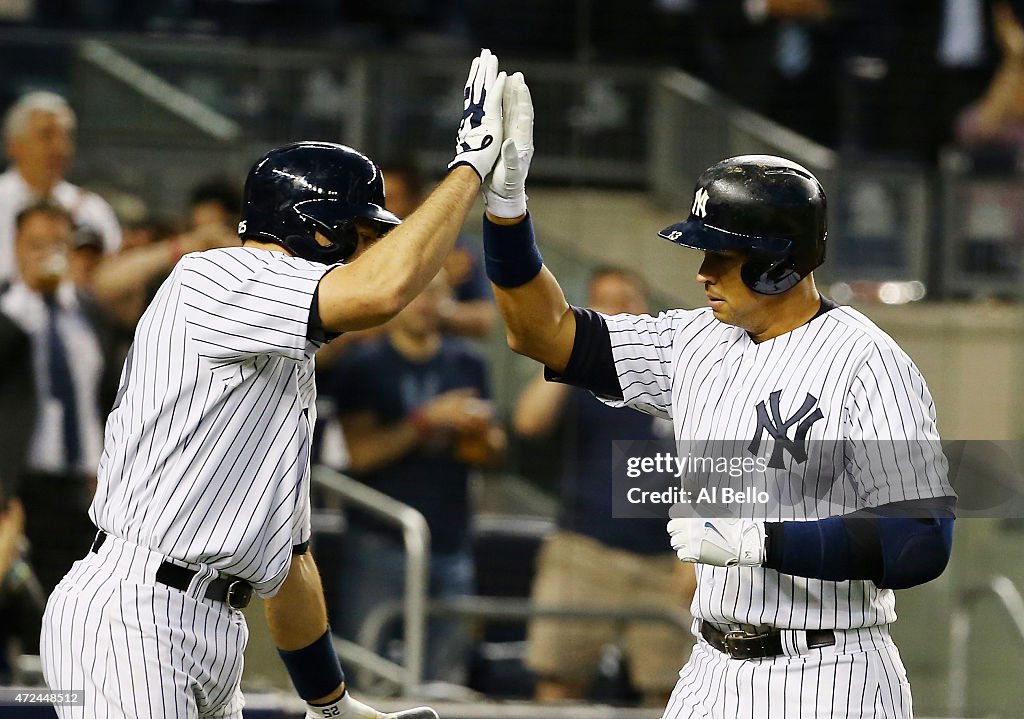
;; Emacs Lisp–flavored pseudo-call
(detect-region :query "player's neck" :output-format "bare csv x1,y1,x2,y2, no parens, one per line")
241,239,291,255
747,279,821,343
388,328,441,362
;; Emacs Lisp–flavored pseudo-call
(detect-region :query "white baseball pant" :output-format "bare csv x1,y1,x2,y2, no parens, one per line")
40,533,248,718
661,623,912,719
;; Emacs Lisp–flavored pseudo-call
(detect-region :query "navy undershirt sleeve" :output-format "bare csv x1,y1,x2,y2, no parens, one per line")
543,306,623,401
764,496,955,589
308,269,342,343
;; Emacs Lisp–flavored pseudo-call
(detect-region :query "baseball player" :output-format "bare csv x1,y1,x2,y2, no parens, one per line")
479,74,955,718
39,49,510,719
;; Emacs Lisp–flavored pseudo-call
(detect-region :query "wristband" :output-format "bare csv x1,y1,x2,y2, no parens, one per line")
483,212,543,288
278,629,345,701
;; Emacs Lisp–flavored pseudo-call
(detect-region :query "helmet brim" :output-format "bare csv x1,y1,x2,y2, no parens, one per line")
658,218,790,256
294,198,402,230
356,203,402,227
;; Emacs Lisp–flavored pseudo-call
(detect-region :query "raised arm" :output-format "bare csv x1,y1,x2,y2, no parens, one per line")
489,248,577,372
481,73,577,372
92,224,239,303
318,50,508,334
319,168,482,332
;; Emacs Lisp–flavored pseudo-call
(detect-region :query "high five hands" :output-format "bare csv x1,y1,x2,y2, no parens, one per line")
448,49,536,220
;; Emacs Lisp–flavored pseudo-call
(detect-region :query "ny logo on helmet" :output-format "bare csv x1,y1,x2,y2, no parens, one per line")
748,390,824,469
692,188,710,218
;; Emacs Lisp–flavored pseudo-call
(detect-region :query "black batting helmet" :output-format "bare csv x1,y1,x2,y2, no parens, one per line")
658,155,827,295
239,141,401,264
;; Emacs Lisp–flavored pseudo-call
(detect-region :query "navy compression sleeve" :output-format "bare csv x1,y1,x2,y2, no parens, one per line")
763,497,955,589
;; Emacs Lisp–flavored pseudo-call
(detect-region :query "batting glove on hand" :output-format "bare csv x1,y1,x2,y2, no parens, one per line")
448,48,507,181
306,693,439,719
484,71,534,219
667,517,767,567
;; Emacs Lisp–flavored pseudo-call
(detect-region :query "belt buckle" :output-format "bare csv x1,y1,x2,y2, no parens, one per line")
225,580,252,610
723,630,748,658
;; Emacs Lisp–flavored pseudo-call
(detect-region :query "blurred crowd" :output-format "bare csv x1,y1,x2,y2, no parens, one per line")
0,88,695,703
5,1,1024,162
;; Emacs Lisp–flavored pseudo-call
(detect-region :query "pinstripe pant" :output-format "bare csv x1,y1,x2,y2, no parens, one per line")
40,534,248,718
661,624,913,719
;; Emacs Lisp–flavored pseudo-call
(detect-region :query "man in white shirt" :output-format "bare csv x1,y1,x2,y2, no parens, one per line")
0,200,117,596
0,91,121,285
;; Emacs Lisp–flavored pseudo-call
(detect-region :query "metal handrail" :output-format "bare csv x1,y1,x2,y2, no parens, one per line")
432,596,691,630
358,598,688,635
311,467,431,694
358,595,691,688
655,70,838,172
948,575,1024,717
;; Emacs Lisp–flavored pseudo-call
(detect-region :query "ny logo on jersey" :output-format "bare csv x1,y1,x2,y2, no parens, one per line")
691,188,710,218
748,390,824,469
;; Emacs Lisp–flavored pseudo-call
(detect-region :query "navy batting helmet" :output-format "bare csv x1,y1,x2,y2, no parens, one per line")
658,155,827,295
239,141,401,264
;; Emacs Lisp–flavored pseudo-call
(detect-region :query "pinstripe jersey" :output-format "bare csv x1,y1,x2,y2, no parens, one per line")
90,247,333,598
602,304,951,630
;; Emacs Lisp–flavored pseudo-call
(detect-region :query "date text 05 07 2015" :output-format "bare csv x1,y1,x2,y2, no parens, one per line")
0,689,84,705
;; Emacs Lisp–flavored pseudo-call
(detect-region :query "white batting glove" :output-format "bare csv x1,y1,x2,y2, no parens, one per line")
306,693,439,719
484,71,534,218
448,48,507,181
667,517,767,567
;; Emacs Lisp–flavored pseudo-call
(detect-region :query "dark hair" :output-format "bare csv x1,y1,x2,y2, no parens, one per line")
188,177,242,216
379,160,425,200
15,199,73,231
587,264,649,298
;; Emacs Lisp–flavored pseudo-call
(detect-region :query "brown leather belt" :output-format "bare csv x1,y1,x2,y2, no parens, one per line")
700,620,835,660
90,531,253,610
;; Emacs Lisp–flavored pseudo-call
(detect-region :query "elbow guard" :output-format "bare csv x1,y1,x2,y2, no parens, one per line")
765,501,955,589
874,515,954,589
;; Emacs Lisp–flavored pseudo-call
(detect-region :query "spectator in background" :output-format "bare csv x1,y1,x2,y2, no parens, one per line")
89,179,239,329
956,1,1024,162
187,176,242,229
691,0,839,146
68,225,105,291
383,163,496,339
0,91,121,286
0,500,25,585
327,271,505,685
0,492,44,680
0,289,45,675
867,0,999,160
514,266,695,707
120,215,181,252
0,201,121,595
